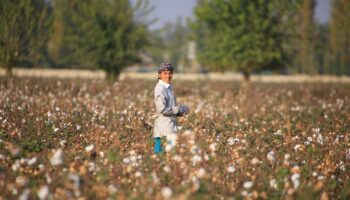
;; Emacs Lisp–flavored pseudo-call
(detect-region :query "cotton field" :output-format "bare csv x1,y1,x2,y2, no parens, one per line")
0,77,349,199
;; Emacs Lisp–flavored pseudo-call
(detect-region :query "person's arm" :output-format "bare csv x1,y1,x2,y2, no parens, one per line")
155,89,179,116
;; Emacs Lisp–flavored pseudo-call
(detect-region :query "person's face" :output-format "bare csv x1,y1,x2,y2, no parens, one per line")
159,70,173,83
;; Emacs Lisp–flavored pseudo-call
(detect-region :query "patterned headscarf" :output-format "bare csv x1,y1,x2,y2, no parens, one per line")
158,62,174,73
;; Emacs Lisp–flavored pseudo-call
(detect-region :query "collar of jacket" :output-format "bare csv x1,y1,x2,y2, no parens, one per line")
158,79,171,89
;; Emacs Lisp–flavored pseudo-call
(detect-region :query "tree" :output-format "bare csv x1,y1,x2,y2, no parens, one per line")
161,18,190,70
49,0,150,80
329,0,350,76
192,0,300,81
0,0,52,77
297,0,317,74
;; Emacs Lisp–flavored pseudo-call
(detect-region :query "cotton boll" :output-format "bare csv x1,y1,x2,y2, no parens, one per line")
291,173,300,189
37,185,49,200
270,179,278,190
209,143,217,152
227,166,236,173
267,151,275,162
50,149,63,166
161,187,173,199
196,168,206,178
18,188,31,200
165,133,177,152
85,144,94,152
243,181,254,189
27,157,37,166
251,157,260,165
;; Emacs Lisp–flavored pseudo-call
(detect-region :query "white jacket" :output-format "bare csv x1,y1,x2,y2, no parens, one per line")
153,80,179,138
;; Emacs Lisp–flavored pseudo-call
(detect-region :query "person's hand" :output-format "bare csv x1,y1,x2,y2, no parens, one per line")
178,104,189,115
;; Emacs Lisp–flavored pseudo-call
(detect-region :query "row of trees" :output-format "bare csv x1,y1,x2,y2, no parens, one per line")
191,0,350,80
0,0,349,79
0,0,52,77
0,0,153,79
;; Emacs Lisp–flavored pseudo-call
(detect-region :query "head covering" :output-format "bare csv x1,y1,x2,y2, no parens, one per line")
158,62,174,73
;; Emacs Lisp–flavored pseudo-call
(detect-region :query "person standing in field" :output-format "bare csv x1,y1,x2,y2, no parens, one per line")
153,62,189,154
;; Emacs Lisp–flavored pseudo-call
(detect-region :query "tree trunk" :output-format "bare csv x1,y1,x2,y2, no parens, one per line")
6,64,13,78
105,67,121,83
238,71,252,117
240,71,251,94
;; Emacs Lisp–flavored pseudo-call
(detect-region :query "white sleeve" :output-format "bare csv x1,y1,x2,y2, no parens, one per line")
155,89,179,116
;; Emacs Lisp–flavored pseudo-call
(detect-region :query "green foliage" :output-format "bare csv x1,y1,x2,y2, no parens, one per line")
49,0,150,79
329,0,350,76
0,0,52,76
192,0,301,78
295,0,317,74
162,19,191,70
20,139,47,155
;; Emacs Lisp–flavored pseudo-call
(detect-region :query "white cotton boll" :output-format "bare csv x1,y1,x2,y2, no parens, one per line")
46,173,52,184
165,133,177,152
108,184,118,194
161,187,173,199
243,181,254,189
267,151,275,162
76,125,81,131
196,168,206,178
274,130,282,135
251,157,260,165
19,188,31,200
191,155,202,165
284,154,291,160
227,166,236,173
123,158,130,164
294,144,301,151
129,150,136,155
85,144,94,152
27,157,37,166
37,185,49,200
135,171,142,177
209,143,217,152
307,137,313,142
59,140,67,147
317,134,324,145
68,173,81,189
173,155,182,162
291,173,300,189
151,172,160,184
88,162,95,172
270,179,278,190
346,149,350,160
39,164,45,171
12,160,20,171
227,137,239,146
204,154,210,160
165,144,172,152
130,155,137,162
163,165,171,173
50,149,63,166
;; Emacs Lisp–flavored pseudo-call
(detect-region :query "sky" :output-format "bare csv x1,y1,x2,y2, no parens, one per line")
146,0,331,30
